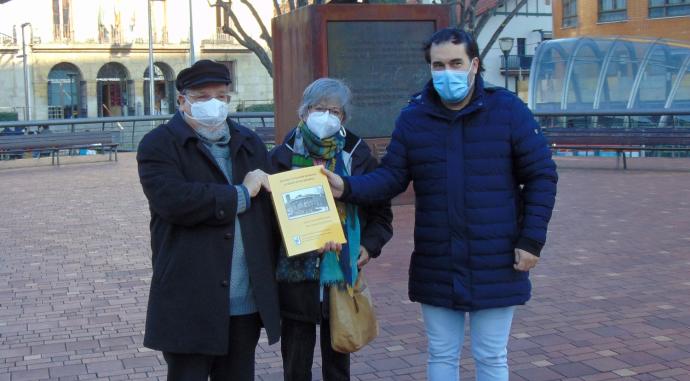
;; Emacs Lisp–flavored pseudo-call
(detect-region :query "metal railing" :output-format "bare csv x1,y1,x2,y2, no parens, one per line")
153,28,169,45
533,109,690,129
0,31,16,46
0,112,274,152
533,109,690,158
3,110,688,159
201,27,236,46
500,54,533,72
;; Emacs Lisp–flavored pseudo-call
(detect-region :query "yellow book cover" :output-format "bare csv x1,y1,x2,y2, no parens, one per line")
268,166,347,257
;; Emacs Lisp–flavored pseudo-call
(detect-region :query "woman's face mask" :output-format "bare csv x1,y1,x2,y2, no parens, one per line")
306,110,342,139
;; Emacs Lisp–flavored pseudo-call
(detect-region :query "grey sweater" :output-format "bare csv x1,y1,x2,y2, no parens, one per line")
202,138,257,316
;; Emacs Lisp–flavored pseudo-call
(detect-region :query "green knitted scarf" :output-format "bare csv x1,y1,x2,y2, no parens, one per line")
275,124,359,288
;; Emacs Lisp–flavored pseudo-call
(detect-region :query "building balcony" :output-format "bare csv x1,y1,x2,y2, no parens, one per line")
152,28,169,45
500,54,533,76
201,27,238,47
0,32,16,47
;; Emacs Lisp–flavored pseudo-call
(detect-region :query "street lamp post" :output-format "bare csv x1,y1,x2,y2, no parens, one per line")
66,73,76,118
499,37,514,92
147,0,155,115
188,0,195,65
20,22,32,121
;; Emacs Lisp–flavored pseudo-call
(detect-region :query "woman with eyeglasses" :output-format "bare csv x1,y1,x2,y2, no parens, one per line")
269,78,393,381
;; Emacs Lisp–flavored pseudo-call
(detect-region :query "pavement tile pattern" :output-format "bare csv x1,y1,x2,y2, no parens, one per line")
1,154,689,380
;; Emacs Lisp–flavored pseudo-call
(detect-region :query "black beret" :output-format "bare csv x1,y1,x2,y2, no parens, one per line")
176,59,232,91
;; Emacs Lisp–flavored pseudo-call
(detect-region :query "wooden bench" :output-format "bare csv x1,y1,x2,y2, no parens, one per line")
543,128,690,169
253,127,276,145
0,131,121,165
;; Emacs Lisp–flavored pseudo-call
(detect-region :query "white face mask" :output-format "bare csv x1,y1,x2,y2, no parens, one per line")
306,111,342,139
185,97,229,128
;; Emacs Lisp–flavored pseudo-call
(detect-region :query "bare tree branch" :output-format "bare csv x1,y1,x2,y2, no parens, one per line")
211,0,526,80
463,0,479,34
479,0,528,60
473,12,491,39
220,24,246,46
447,0,463,26
218,1,274,77
223,7,253,44
239,0,272,49
218,2,247,42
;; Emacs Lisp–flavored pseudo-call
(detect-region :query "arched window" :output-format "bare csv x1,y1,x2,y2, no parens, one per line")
97,62,133,117
143,62,176,115
47,62,84,119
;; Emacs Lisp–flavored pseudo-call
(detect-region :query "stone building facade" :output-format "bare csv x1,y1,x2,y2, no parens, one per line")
0,0,275,120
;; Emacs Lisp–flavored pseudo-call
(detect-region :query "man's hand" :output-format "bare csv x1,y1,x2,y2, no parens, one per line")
357,246,370,269
321,167,345,198
514,248,539,272
242,169,269,197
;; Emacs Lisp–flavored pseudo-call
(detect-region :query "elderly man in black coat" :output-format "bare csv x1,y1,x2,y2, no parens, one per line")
137,60,280,381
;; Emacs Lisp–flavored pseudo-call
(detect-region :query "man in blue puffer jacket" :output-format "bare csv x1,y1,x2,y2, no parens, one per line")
323,28,558,381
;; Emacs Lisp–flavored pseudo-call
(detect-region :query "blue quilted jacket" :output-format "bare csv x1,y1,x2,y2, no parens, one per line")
343,76,558,311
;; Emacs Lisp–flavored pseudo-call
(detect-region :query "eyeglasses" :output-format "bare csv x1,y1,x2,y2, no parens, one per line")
185,93,232,104
310,105,343,119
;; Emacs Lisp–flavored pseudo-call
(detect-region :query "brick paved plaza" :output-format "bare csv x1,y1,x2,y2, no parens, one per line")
1,153,690,380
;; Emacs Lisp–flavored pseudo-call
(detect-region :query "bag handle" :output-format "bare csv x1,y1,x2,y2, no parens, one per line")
352,295,359,313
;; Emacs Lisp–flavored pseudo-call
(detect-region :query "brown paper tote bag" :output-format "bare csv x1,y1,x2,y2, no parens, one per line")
329,271,378,353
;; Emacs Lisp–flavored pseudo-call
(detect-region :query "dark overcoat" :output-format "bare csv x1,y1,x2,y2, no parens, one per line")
343,76,558,311
269,129,393,323
137,112,280,354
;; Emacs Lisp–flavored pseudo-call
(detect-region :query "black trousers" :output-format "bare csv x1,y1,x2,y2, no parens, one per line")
281,316,350,381
163,313,261,381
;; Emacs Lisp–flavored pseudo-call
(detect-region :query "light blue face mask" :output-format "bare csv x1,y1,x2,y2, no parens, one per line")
432,69,473,103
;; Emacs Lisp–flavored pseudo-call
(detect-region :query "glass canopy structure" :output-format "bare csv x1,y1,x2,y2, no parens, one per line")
529,37,690,114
